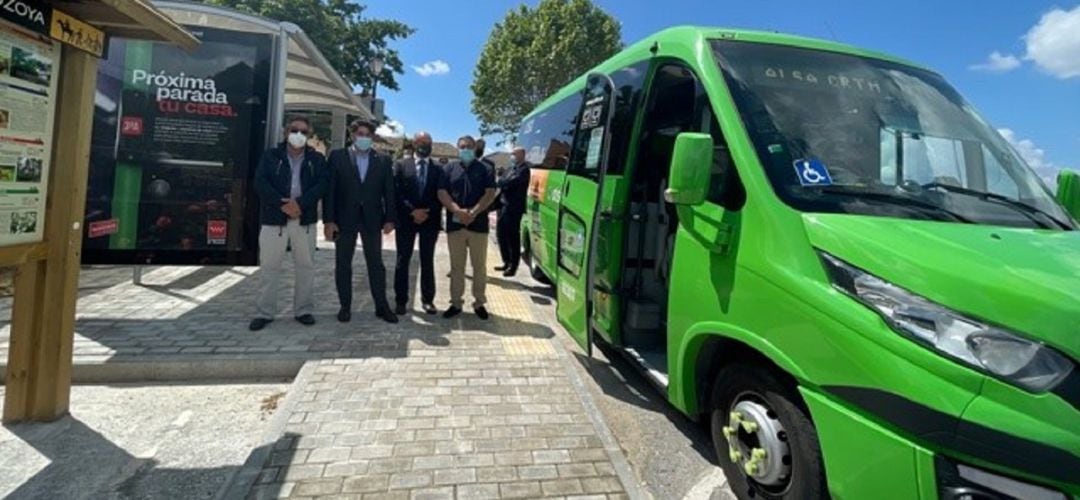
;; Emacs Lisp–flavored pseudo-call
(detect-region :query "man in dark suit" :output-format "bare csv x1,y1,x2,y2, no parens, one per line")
495,146,531,276
323,120,398,324
392,132,442,315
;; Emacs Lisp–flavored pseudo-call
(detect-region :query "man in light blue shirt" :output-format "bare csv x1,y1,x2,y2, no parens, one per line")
355,149,370,182
323,120,398,324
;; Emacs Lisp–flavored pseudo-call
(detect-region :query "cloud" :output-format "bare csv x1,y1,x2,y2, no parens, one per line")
376,119,405,138
969,51,1021,73
998,128,1064,185
411,60,450,77
1024,5,1080,78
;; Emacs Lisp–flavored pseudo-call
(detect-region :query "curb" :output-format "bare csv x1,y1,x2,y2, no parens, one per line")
517,279,651,500
0,356,306,385
215,360,319,500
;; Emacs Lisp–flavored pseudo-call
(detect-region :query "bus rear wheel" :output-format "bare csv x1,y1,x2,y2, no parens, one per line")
710,363,827,500
523,237,550,284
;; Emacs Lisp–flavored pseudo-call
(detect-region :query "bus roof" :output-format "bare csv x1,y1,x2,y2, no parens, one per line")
526,25,927,121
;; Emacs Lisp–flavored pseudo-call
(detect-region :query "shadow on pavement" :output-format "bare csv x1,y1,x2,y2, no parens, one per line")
3,417,299,499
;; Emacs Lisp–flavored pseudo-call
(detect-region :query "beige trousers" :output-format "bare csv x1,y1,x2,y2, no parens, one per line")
447,229,488,308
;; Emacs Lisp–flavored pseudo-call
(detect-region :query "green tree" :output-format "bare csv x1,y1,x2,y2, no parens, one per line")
202,0,413,92
471,0,622,138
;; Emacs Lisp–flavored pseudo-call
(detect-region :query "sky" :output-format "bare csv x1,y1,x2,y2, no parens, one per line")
364,0,1080,178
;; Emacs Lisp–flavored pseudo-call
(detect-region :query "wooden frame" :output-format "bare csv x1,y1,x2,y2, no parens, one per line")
3,45,97,422
1,1,197,423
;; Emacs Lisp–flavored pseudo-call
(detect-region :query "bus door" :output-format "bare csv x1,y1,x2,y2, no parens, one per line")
556,74,617,356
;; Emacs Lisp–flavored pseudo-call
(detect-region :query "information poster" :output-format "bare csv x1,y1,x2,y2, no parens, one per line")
0,22,59,247
83,27,273,266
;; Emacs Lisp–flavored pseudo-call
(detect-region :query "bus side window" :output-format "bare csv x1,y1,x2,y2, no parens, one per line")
635,64,700,201
519,93,582,172
568,61,648,180
606,62,649,176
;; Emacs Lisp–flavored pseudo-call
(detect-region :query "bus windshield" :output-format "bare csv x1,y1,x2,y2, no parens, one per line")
711,40,1074,230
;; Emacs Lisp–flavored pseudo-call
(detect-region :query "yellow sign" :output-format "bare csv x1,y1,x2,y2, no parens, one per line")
49,9,105,57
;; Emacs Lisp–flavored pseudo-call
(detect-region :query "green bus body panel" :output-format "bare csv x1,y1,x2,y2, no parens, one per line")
556,178,595,341
800,388,925,499
959,378,1080,495
527,170,567,280
803,214,1080,360
591,174,630,342
1057,170,1080,220
524,24,1080,494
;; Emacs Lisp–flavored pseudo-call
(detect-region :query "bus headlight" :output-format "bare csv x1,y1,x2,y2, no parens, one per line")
820,252,1075,392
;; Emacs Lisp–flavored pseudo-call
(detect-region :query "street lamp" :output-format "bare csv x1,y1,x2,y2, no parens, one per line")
369,55,384,115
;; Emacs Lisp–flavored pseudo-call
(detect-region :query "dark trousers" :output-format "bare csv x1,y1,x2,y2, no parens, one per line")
394,223,438,306
497,210,524,270
335,226,390,313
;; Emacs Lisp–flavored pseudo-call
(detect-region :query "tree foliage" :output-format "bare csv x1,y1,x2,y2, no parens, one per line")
471,0,622,137
202,0,413,92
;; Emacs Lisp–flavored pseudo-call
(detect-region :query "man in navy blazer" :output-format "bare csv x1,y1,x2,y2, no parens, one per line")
250,116,329,331
392,131,443,315
323,120,398,324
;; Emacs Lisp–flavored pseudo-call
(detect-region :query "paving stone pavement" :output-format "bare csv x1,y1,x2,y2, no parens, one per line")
1,228,636,499
0,232,462,364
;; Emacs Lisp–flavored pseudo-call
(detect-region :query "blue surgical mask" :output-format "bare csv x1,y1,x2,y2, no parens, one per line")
458,149,475,163
354,137,373,151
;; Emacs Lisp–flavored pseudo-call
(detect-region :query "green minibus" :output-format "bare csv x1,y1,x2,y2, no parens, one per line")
516,26,1080,499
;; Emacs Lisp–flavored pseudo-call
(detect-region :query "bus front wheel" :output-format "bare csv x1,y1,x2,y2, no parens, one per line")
710,363,827,500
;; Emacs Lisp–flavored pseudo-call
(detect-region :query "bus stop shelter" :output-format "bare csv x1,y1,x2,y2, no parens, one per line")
1,0,197,423
155,2,374,151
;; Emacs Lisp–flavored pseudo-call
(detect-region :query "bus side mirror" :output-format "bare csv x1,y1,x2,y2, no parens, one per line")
1056,169,1080,220
665,132,713,206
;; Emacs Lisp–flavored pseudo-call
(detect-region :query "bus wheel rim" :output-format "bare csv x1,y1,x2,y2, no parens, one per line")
723,396,792,489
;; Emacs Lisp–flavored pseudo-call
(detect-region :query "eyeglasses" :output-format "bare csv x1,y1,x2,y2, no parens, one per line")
289,128,309,135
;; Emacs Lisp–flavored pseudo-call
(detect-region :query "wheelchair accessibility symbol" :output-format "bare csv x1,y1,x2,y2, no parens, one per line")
793,159,833,186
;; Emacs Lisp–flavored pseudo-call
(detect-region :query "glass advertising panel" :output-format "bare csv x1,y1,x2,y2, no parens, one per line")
82,26,274,265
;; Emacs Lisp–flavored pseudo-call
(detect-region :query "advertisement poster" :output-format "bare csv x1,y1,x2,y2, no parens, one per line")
83,27,273,265
0,21,59,247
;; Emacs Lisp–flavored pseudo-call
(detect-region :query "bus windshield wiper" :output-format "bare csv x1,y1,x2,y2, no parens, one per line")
814,186,975,224
920,182,1072,230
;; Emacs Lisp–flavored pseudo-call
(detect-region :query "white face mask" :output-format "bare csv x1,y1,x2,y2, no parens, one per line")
287,132,307,149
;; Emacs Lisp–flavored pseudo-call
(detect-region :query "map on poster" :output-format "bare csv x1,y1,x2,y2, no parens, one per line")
0,22,58,246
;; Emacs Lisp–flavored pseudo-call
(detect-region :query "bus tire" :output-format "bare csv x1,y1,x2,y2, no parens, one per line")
710,363,827,500
524,238,550,284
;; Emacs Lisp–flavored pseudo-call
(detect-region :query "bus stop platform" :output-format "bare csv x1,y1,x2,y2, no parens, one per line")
0,234,641,499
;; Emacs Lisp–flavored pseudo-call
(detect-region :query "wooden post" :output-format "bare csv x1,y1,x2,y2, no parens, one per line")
3,46,97,423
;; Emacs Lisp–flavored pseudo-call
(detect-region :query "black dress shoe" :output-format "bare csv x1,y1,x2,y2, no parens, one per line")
249,318,273,331
422,303,438,315
337,309,351,323
443,306,462,319
377,310,399,324
494,265,508,271
502,268,518,277
295,314,316,326
395,303,407,315
474,306,490,320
